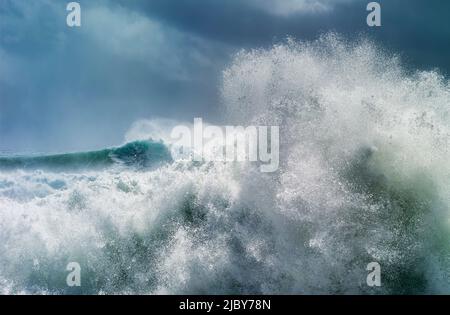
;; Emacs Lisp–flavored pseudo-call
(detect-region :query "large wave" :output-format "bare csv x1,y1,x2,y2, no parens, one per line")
1,34,450,294
0,140,172,171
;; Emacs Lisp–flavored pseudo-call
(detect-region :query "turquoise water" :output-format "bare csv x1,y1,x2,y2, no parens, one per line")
0,141,172,171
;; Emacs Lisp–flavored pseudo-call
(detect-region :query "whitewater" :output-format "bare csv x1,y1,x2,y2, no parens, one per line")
1,34,450,294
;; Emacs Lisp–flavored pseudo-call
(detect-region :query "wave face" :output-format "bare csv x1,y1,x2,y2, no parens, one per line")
1,34,450,294
0,141,172,171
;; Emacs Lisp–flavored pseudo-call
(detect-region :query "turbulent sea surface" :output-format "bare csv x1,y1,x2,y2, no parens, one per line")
1,35,450,294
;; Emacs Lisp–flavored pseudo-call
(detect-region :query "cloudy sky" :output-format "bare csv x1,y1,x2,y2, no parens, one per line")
1,0,450,152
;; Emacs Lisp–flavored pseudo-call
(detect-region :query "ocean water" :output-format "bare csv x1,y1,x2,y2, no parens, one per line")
1,35,450,294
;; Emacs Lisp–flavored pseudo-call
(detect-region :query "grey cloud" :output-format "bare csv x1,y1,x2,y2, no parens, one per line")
0,0,227,152
1,0,450,153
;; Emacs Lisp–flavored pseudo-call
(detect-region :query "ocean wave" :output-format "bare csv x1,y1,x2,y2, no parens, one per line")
0,140,172,171
1,34,450,294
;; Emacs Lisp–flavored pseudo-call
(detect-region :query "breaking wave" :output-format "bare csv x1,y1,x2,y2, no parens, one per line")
0,141,172,171
1,34,450,294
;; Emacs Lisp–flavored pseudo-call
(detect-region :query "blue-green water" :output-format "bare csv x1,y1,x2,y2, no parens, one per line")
0,140,172,171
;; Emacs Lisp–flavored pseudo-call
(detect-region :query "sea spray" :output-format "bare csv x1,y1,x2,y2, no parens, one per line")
1,34,450,294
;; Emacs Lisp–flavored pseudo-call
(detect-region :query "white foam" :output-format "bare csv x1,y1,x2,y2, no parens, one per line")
1,34,450,294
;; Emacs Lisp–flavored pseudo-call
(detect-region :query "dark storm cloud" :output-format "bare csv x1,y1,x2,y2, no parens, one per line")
115,0,354,46
1,0,450,152
117,0,450,73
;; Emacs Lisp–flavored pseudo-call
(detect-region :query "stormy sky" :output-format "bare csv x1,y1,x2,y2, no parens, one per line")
1,0,450,152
